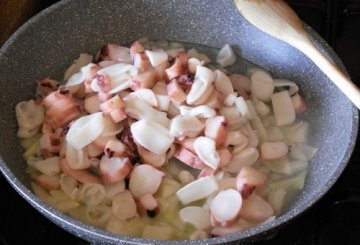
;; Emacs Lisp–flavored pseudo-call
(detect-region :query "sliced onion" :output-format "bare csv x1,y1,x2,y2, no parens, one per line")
179,206,211,230
66,112,105,150
29,157,61,176
251,70,274,102
271,91,296,126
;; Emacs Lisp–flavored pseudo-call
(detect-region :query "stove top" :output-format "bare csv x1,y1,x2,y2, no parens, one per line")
1,0,360,244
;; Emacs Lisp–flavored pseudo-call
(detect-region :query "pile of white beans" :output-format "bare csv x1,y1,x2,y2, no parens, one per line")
16,38,317,240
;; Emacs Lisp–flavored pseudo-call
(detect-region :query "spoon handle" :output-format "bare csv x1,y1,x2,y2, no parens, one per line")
295,40,360,109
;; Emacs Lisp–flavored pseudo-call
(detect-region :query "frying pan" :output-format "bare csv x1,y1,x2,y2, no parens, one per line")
0,0,358,244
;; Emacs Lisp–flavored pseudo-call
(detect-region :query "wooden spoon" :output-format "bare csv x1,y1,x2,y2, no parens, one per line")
234,0,360,109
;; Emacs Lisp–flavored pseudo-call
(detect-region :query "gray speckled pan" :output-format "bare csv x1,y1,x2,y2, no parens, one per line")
0,0,358,244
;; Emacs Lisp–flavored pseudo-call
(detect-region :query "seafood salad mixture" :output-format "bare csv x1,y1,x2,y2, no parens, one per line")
15,38,317,240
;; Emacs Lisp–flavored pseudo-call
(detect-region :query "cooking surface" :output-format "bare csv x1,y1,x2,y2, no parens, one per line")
1,0,359,244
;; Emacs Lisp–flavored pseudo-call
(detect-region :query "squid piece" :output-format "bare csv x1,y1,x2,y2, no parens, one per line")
260,141,289,160
104,139,126,158
165,52,188,81
177,137,196,153
43,90,80,129
177,74,195,93
176,176,219,205
205,116,227,147
229,73,251,92
210,189,242,224
92,74,112,93
65,143,90,170
137,144,166,168
37,78,59,96
16,100,45,137
153,61,170,82
225,130,249,150
130,41,145,58
100,156,132,184
39,133,61,154
180,105,216,119
110,108,127,123
131,119,174,154
84,94,101,113
224,148,259,174
167,79,187,104
115,127,140,163
129,164,164,198
236,166,267,199
84,65,101,93
98,44,132,64
203,89,223,109
238,194,274,222
130,70,156,90
193,137,220,170
139,193,158,212
66,112,105,150
188,58,202,74
186,79,214,106
133,52,150,71
100,95,125,114
60,158,101,184
218,148,232,168
174,146,205,169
